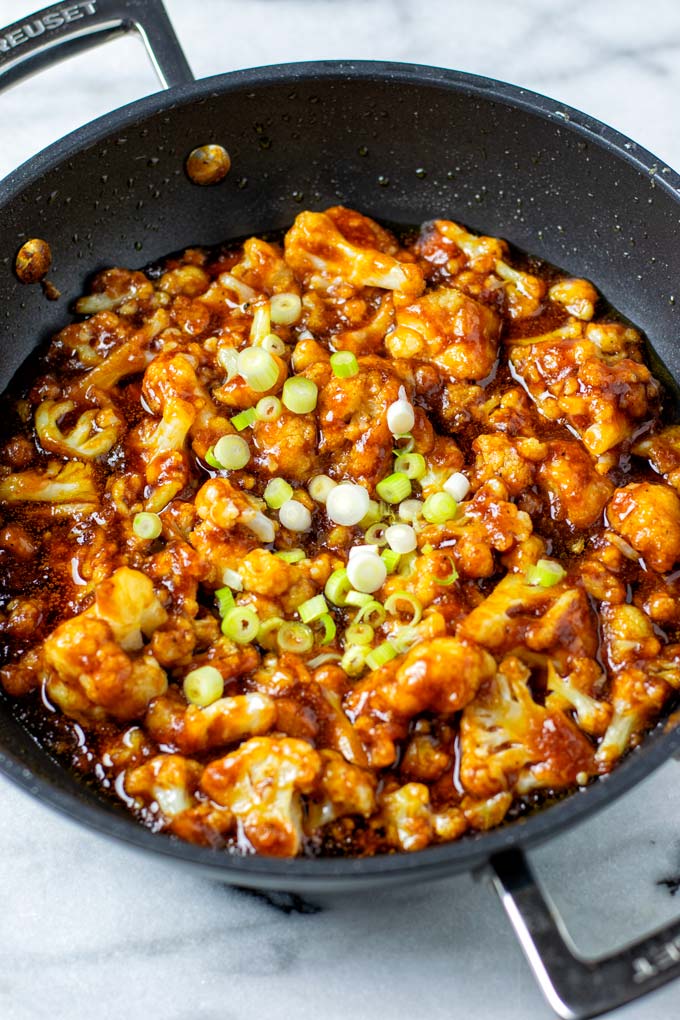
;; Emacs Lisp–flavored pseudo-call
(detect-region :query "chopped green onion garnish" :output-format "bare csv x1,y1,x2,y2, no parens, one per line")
308,474,336,503
422,491,457,524
299,594,329,624
325,567,352,606
340,645,367,677
390,626,421,654
434,554,459,586
392,433,415,455
132,511,162,540
394,452,427,480
345,623,374,646
359,500,383,528
213,434,251,470
376,471,412,504
217,347,239,380
366,641,398,670
270,292,302,325
365,523,388,546
384,591,422,625
255,395,282,421
262,333,287,356
231,407,257,431
221,606,259,644
274,549,306,563
237,346,279,392
205,447,222,469
355,600,386,627
215,586,235,616
264,477,294,510
319,613,336,644
183,665,223,707
381,548,401,573
345,590,373,607
257,616,284,650
222,568,243,590
330,351,359,378
249,303,271,344
277,621,314,653
279,499,312,532
526,558,566,588
282,376,318,414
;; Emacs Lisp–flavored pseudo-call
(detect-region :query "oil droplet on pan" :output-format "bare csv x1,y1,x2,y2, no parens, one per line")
185,144,232,186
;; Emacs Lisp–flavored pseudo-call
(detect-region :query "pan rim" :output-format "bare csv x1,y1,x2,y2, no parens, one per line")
2,58,680,887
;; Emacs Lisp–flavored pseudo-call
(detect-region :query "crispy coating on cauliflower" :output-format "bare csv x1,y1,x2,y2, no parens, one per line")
145,688,275,754
386,286,500,383
43,616,167,723
200,736,321,856
460,656,595,797
633,426,680,492
306,749,376,830
345,638,496,767
35,398,123,460
0,460,98,507
285,208,424,302
607,482,680,573
537,440,613,528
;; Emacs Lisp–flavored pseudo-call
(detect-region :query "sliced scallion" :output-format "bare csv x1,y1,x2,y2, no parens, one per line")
282,376,318,414
264,477,293,510
237,346,279,392
365,641,398,671
221,605,259,644
376,472,412,504
422,491,457,524
325,568,352,606
231,407,257,431
394,452,426,480
299,594,328,624
330,350,359,378
526,558,566,588
277,621,314,653
132,511,162,540
384,591,422,625
255,395,282,421
183,665,223,707
270,292,302,325
213,434,250,470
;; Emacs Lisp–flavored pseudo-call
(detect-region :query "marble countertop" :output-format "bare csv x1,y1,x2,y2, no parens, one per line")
1,1,680,1018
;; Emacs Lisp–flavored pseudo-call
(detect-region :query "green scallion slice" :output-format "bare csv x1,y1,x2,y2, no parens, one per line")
330,350,359,378
376,471,412,504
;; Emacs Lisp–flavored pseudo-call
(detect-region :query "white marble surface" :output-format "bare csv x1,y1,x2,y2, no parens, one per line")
1,1,680,1018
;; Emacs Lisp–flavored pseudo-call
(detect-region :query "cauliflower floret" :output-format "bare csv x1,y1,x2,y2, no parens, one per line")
471,433,545,496
145,690,276,753
74,267,155,315
67,308,168,400
596,604,677,768
284,208,424,301
381,782,433,852
43,616,167,723
345,638,496,767
509,320,659,466
386,286,500,383
0,461,98,507
460,655,595,797
494,259,547,319
50,310,131,369
416,219,506,275
545,658,611,736
86,566,167,652
35,398,123,461
607,482,680,573
125,753,203,819
200,736,321,856
231,236,297,295
537,440,613,528
306,749,376,830
633,426,680,492
548,278,598,320
458,572,597,669
317,356,405,489
194,477,276,544
400,720,454,782
252,408,319,481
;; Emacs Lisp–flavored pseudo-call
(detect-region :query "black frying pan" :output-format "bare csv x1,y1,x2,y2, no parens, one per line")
1,3,680,1016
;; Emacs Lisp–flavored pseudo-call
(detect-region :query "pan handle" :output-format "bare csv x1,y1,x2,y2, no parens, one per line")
0,0,194,94
490,848,680,1019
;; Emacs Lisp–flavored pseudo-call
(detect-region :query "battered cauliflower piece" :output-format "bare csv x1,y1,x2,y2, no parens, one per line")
194,477,276,544
548,278,598,320
345,638,496,767
458,572,597,669
35,398,123,460
494,259,547,319
607,482,680,573
231,236,297,295
460,655,595,797
252,408,319,481
0,461,97,506
51,310,131,369
285,208,424,301
43,616,167,723
386,286,500,383
381,782,433,852
471,433,545,497
200,736,321,856
125,753,203,819
317,356,405,489
596,604,679,768
509,319,659,465
537,440,614,528
145,690,276,753
416,219,506,274
545,659,611,736
87,567,167,652
67,308,168,400
306,749,376,830
633,426,680,492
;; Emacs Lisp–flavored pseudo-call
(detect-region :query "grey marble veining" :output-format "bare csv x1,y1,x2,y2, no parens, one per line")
1,1,680,1018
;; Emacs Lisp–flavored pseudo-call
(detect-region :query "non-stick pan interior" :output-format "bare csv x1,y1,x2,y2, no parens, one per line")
1,62,680,889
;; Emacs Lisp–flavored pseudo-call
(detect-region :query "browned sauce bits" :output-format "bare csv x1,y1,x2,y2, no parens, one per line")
15,238,52,284
185,144,232,186
0,207,678,858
